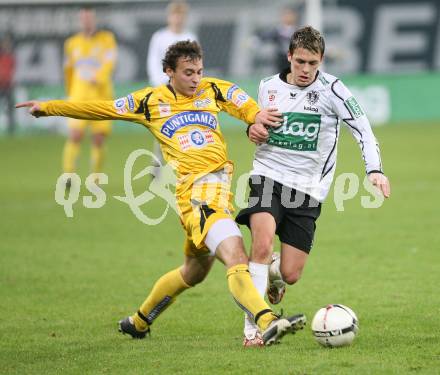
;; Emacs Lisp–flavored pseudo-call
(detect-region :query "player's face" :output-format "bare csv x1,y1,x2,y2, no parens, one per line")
288,47,323,87
167,57,203,97
281,9,297,27
79,9,97,35
168,11,187,31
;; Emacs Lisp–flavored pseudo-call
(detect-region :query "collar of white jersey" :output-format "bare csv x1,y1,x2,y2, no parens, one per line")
277,68,322,90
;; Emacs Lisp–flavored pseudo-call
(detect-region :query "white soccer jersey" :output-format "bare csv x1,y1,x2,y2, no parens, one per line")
251,70,383,202
147,28,197,87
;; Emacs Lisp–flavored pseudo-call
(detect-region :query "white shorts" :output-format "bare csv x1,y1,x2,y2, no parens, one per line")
204,218,242,256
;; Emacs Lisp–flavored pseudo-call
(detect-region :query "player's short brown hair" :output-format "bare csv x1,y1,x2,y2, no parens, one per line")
162,40,203,72
289,26,325,56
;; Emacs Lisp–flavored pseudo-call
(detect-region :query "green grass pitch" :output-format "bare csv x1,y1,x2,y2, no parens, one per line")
1,122,439,374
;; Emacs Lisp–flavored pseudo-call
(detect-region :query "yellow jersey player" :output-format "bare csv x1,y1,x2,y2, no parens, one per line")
63,7,117,186
16,40,306,346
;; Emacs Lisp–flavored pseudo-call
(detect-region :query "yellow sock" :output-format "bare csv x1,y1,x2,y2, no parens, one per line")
132,268,191,331
62,140,80,173
227,264,276,332
91,145,105,174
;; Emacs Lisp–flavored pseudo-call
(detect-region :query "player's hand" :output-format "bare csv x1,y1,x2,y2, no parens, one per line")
15,101,44,118
248,123,269,145
368,172,391,198
255,107,283,128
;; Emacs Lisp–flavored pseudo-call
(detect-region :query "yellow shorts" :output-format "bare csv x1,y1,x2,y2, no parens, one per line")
178,168,234,257
68,118,112,135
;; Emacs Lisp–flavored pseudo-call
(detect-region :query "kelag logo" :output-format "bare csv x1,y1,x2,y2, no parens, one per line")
268,112,321,151
345,97,365,119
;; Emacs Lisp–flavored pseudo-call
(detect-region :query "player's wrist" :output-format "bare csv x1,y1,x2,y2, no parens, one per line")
246,124,252,137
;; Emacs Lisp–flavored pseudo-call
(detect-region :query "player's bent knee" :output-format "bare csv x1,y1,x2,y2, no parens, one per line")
92,133,106,147
251,241,272,261
70,129,84,142
71,134,83,143
183,273,206,286
281,269,302,285
181,261,213,286
251,232,274,260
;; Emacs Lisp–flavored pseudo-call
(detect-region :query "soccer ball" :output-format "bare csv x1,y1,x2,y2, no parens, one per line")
311,304,359,347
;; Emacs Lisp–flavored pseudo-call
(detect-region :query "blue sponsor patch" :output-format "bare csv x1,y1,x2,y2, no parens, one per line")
114,97,127,114
160,111,217,138
114,98,126,109
127,94,135,112
189,130,205,147
226,85,239,100
237,93,249,101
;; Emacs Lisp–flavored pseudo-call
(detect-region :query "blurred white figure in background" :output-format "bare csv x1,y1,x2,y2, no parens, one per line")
147,1,197,87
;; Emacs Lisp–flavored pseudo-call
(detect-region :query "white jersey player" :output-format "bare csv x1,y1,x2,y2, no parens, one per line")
236,26,391,347
252,69,382,202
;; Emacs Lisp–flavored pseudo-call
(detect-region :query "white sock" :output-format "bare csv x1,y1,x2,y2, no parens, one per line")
244,261,269,338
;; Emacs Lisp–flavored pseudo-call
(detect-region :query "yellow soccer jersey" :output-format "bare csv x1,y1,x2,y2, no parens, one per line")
39,77,259,192
64,30,117,100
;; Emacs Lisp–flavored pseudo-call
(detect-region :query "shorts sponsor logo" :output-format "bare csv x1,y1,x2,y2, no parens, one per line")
345,96,365,119
268,112,321,151
161,111,217,138
114,97,127,114
127,94,135,112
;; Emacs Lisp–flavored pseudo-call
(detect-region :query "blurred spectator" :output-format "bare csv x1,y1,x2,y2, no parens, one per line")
256,5,299,73
0,33,16,134
62,7,117,187
146,0,197,180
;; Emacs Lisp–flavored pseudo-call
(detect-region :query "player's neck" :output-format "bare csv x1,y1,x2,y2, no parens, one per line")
169,25,184,34
167,83,192,98
82,29,97,38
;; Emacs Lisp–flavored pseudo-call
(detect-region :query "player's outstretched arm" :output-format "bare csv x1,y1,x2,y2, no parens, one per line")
16,97,143,123
15,101,44,117
368,172,391,198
